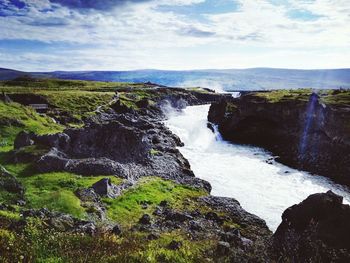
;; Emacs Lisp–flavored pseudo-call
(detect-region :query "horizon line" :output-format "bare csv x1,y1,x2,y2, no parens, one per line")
2,66,350,73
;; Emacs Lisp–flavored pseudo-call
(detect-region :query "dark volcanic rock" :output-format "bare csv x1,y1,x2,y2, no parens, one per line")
14,131,34,149
216,241,230,256
200,196,270,232
22,208,97,235
36,147,69,172
75,188,106,220
272,191,350,262
111,224,122,235
0,165,24,196
208,92,350,186
91,178,120,198
165,211,193,222
139,214,151,225
66,158,128,178
168,240,182,250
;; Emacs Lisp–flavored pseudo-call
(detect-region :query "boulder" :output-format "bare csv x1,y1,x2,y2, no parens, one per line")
14,131,33,149
36,147,68,173
165,211,193,222
273,191,350,262
147,233,159,240
66,158,128,178
216,241,230,256
139,214,151,225
168,240,182,250
0,165,24,195
91,178,120,198
111,224,122,235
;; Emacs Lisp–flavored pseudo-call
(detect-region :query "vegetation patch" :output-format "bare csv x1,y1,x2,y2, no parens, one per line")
20,172,123,219
104,177,207,226
0,210,20,221
0,101,63,151
0,220,214,263
39,90,115,120
253,89,313,103
150,148,160,156
253,89,350,106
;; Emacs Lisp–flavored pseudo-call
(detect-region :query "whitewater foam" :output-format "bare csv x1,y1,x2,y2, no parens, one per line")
166,104,350,231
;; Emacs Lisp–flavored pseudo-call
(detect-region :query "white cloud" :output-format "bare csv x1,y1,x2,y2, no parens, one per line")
0,0,349,70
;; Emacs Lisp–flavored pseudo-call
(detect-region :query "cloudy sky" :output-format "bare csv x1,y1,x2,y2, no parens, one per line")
0,0,349,71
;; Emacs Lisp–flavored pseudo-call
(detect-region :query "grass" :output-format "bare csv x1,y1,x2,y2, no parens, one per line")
253,89,313,103
0,78,163,125
117,90,156,110
104,177,207,226
252,89,350,106
0,210,21,221
0,221,215,263
39,90,115,121
0,78,133,92
0,77,270,262
20,172,123,219
136,230,214,263
0,101,63,150
319,89,350,106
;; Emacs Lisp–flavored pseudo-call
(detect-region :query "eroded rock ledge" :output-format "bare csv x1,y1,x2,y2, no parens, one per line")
208,90,350,186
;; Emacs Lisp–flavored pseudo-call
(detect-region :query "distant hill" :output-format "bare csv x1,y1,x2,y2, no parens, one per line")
1,67,349,91
0,68,30,81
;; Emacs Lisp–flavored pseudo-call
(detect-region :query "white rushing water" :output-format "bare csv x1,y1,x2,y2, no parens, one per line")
165,104,350,232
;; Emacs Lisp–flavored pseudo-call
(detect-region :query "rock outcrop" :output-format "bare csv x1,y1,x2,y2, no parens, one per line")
208,91,350,186
272,191,350,262
12,87,226,192
0,165,24,200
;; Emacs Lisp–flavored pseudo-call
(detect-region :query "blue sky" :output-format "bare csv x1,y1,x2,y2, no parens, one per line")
0,0,349,71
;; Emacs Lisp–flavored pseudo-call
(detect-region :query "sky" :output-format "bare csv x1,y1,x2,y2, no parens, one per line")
0,0,349,71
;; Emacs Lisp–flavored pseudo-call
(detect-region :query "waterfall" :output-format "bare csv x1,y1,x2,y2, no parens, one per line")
166,104,350,231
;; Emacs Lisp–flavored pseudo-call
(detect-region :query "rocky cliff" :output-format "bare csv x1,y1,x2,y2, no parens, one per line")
208,90,350,187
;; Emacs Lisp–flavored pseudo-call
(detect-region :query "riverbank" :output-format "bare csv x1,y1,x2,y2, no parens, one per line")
208,89,350,187
0,78,271,262
166,104,350,231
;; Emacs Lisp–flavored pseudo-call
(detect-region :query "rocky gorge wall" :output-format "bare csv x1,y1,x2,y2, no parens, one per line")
208,90,350,187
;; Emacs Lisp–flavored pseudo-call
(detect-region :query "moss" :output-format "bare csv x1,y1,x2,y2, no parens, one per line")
150,148,160,155
0,101,63,151
252,89,350,110
104,177,207,226
20,172,123,219
0,210,21,221
2,162,35,177
39,91,115,120
25,189,85,219
225,102,238,113
187,87,212,94
319,90,350,106
253,89,312,103
118,94,139,110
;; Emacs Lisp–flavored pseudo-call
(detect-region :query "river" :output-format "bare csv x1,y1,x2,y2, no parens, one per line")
165,104,350,231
